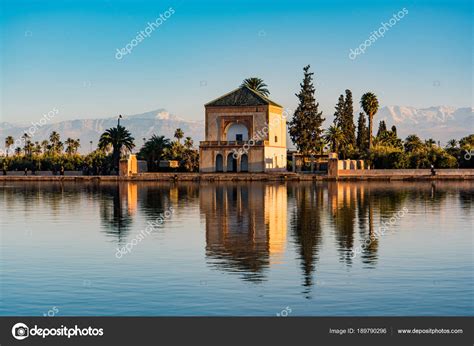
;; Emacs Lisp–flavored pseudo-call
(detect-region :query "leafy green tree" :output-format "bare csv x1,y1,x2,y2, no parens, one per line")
288,65,325,156
459,134,474,149
181,148,199,172
369,146,408,169
360,92,379,150
241,77,270,96
458,134,474,168
98,125,135,173
168,141,184,160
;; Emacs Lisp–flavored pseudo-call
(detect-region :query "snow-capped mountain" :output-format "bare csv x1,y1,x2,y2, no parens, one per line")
0,109,205,154
1,106,471,153
375,106,473,143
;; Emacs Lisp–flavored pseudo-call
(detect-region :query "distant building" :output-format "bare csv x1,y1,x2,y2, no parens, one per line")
199,86,287,172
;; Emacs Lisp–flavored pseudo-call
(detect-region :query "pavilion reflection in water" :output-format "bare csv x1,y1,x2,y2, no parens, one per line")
99,181,416,287
200,183,287,282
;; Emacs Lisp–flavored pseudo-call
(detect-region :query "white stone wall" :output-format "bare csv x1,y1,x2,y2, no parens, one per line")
264,146,287,172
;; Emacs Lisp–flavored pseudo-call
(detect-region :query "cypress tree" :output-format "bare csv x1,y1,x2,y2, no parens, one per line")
288,65,325,156
377,120,387,137
391,125,397,136
356,112,368,152
342,89,356,147
333,94,345,128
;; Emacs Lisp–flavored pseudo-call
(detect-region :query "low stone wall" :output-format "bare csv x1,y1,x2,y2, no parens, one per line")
338,169,474,179
1,170,473,182
2,171,83,176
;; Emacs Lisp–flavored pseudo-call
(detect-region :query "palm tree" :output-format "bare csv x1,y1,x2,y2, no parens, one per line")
41,140,49,154
184,136,193,149
33,141,42,155
65,138,80,155
22,133,33,157
49,131,61,153
14,147,22,156
404,134,424,153
241,77,270,97
425,138,436,147
25,141,34,157
57,141,64,153
98,125,135,173
21,132,30,143
73,139,80,153
445,138,459,157
4,136,14,157
174,128,184,144
139,135,171,171
446,139,457,149
360,92,379,150
65,138,74,155
324,125,347,153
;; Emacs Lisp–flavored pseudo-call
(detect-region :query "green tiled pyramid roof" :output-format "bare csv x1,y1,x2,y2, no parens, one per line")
205,85,282,107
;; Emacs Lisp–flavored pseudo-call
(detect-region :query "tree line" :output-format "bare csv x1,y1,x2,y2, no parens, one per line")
286,65,473,169
1,127,199,174
2,70,473,174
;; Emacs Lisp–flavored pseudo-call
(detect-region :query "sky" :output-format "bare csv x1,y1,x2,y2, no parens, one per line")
0,0,472,124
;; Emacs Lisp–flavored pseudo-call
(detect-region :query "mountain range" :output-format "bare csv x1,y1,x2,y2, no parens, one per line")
0,109,205,154
0,106,472,153
375,106,473,143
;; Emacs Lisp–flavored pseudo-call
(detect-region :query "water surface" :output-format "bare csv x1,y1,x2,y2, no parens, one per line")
0,181,472,316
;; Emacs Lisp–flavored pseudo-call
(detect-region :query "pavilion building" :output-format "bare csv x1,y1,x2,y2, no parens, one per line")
199,85,287,173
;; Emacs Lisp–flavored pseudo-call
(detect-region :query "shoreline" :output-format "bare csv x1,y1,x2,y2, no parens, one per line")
1,170,473,182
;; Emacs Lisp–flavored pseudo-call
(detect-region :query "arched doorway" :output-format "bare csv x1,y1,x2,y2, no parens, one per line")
227,153,237,172
215,154,223,172
241,154,248,172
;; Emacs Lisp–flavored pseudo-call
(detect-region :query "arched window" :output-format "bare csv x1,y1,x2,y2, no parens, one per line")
226,123,249,141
